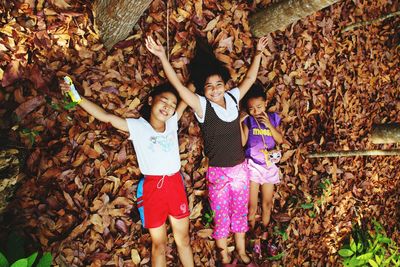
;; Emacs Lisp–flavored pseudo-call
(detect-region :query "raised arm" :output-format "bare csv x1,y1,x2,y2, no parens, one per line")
238,36,269,100
175,101,188,120
175,83,196,120
145,37,203,117
60,81,128,132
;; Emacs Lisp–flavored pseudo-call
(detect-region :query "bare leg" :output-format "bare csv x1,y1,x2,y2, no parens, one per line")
216,238,231,264
234,232,251,264
149,224,167,267
169,216,194,267
261,183,274,227
248,181,260,229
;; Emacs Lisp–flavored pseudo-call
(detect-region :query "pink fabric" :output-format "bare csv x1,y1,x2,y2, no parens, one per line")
247,158,280,185
207,161,249,239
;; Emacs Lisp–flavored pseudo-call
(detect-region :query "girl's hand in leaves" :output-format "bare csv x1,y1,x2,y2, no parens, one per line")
256,36,269,53
145,36,167,59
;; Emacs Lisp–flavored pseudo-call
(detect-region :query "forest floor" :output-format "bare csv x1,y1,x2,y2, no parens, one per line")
0,0,399,266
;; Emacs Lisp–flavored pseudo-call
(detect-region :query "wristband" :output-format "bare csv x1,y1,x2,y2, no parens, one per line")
256,49,264,56
63,76,82,103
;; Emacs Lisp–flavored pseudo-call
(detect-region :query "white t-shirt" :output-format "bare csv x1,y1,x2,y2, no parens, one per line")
126,113,181,175
195,87,240,123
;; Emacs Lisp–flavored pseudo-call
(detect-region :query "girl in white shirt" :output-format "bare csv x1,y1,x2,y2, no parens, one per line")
60,81,194,267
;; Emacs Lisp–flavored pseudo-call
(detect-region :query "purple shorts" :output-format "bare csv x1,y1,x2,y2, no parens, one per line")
247,158,280,185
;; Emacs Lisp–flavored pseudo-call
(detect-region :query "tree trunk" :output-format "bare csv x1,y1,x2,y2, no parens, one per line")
371,123,400,144
93,0,153,50
308,149,400,158
249,0,340,37
0,149,25,214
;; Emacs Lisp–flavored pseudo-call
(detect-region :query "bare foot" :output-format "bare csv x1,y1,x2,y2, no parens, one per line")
249,219,256,229
221,255,231,264
261,212,271,227
238,253,251,264
261,224,269,240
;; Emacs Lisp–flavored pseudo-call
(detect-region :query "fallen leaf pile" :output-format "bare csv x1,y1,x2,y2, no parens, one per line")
0,0,399,266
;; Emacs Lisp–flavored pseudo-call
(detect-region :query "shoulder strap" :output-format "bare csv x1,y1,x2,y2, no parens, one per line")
226,91,238,109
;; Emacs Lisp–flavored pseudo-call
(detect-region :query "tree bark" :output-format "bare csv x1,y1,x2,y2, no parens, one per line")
0,149,25,214
93,0,153,50
249,0,340,37
371,123,400,144
308,149,400,158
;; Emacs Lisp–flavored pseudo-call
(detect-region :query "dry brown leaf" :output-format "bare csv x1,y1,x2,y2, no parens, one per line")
131,249,141,265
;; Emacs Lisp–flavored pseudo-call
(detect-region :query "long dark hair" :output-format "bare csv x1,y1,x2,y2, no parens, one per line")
188,37,230,95
139,83,180,121
241,81,266,113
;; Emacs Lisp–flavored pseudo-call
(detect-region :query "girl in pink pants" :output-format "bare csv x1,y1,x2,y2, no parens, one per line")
147,34,268,266
208,162,249,240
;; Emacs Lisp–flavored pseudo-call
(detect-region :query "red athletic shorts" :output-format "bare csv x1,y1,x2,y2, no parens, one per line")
136,172,190,228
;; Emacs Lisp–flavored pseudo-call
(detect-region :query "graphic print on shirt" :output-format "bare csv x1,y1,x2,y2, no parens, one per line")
252,128,272,136
148,133,175,152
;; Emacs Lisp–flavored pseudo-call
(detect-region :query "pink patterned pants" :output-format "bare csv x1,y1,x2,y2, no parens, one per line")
207,161,249,239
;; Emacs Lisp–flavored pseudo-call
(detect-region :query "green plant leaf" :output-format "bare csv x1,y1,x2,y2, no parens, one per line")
26,253,37,267
373,244,382,254
384,254,396,266
51,103,61,110
343,258,351,266
339,249,354,257
282,232,288,241
301,203,314,209
368,259,379,267
379,237,391,244
63,101,78,110
357,252,373,260
28,134,35,145
10,259,27,267
36,252,52,267
356,242,363,252
0,252,9,267
375,254,382,264
350,239,357,252
348,257,366,266
267,252,284,260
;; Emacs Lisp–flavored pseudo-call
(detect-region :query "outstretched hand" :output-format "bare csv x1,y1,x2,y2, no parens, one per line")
256,36,269,52
59,80,70,95
145,36,166,59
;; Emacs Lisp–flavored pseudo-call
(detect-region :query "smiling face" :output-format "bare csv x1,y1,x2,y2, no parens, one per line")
204,74,226,104
149,91,177,122
247,96,266,117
